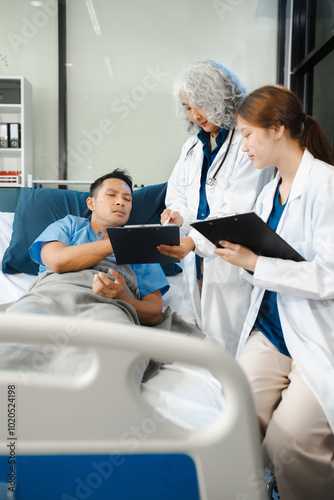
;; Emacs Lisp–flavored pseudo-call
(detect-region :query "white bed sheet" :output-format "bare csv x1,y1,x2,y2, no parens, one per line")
144,362,224,429
0,212,224,430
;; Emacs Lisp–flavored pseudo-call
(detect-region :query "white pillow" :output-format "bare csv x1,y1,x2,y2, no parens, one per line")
0,212,15,264
0,212,35,304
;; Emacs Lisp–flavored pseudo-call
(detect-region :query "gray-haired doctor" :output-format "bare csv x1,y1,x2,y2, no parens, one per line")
158,59,273,354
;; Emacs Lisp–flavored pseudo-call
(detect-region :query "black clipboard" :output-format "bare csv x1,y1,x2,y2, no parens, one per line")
191,212,305,262
106,224,180,265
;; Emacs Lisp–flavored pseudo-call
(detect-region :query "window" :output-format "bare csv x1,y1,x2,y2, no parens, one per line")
278,0,334,148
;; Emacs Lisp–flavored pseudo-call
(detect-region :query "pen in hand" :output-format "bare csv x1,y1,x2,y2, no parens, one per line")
163,211,174,226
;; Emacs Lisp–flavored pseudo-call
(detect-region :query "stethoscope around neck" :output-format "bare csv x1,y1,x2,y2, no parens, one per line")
206,128,235,188
183,127,235,189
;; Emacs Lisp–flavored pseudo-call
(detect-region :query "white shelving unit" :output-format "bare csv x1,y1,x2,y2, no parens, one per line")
0,76,32,188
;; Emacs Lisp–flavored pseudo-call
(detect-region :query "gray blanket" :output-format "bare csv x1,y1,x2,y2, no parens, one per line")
3,262,205,382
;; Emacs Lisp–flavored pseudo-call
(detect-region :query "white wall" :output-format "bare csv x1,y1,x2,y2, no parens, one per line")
0,0,278,187
0,0,59,180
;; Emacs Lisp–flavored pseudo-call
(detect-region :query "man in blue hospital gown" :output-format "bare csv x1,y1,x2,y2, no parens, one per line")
6,169,169,327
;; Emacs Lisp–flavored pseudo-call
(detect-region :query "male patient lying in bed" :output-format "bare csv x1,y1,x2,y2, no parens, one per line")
5,169,170,327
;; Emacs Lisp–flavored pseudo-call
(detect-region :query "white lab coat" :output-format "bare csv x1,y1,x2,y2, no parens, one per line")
166,129,273,354
237,149,334,432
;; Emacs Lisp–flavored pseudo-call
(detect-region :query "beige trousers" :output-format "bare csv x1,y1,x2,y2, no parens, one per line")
238,329,334,500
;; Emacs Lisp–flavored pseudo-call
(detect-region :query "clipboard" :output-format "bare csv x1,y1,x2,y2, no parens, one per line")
106,224,180,265
190,212,305,262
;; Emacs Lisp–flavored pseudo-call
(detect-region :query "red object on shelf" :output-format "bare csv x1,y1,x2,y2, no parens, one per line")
0,170,21,183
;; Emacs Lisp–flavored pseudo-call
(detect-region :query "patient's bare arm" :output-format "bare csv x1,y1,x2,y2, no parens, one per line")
40,239,113,274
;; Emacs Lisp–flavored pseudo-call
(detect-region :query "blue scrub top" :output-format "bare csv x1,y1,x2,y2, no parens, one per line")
195,128,228,279
197,127,228,219
254,184,291,357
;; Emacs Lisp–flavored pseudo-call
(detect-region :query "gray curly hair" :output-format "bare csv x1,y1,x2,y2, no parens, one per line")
173,59,246,134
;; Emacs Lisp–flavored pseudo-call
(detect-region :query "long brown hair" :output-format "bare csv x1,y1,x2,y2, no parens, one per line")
236,85,334,165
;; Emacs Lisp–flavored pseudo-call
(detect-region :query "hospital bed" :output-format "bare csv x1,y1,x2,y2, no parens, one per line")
0,183,268,499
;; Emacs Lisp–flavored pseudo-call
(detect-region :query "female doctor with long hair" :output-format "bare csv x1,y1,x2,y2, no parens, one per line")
158,60,273,354
215,85,334,499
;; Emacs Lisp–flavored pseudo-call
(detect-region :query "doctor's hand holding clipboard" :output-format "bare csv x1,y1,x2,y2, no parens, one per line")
214,240,258,272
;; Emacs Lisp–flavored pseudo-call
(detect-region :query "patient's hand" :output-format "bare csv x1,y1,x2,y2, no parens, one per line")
160,208,183,227
157,236,195,260
93,269,163,326
92,269,127,299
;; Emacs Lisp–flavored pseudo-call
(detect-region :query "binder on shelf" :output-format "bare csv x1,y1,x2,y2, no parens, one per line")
0,123,8,148
190,212,305,262
9,123,20,148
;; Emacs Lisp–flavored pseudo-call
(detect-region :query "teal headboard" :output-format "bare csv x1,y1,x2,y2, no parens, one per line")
0,188,21,212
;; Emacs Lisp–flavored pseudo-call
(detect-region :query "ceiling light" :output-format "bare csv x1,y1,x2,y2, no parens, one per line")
85,0,101,36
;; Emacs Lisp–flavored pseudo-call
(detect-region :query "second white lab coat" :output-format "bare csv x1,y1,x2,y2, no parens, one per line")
237,149,334,432
166,129,273,354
